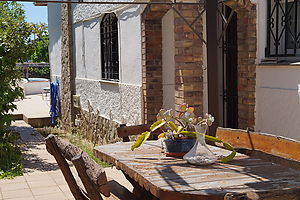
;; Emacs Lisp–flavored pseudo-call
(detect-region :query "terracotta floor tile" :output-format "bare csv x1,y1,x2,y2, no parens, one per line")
64,192,75,200
58,184,71,192
0,176,26,184
31,185,61,196
7,197,35,200
0,182,29,192
2,188,33,199
27,180,57,188
34,192,68,200
24,174,53,182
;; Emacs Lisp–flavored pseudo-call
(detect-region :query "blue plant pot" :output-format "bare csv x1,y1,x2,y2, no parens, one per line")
164,138,196,158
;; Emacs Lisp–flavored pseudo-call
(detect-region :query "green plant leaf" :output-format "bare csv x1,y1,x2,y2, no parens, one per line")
220,150,236,163
204,135,223,143
220,142,235,162
180,131,196,137
223,142,234,151
131,131,151,151
177,126,183,133
167,121,178,132
150,120,166,132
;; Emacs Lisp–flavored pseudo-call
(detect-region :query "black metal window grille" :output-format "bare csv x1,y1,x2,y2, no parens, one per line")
101,13,119,81
266,0,300,57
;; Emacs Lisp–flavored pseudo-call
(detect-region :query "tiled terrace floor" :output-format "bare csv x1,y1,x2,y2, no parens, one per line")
0,121,132,200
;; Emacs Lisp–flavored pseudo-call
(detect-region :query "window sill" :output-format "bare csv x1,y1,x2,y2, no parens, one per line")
259,59,300,66
99,79,120,85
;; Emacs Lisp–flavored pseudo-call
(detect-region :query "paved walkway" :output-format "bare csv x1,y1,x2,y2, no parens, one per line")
0,121,132,200
11,95,50,119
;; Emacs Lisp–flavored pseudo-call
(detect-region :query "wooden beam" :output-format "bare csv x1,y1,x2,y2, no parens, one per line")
206,0,220,136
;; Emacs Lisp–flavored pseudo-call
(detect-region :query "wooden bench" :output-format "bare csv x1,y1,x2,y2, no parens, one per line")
216,127,300,169
117,124,163,142
45,134,135,200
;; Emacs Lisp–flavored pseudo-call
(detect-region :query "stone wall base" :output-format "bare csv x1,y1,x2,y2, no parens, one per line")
75,101,122,145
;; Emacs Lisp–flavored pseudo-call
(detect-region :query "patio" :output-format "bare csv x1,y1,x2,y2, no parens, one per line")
10,94,51,127
0,121,132,200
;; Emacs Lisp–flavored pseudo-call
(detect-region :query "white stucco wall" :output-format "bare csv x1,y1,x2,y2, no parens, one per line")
162,10,175,110
76,79,142,125
256,65,300,141
72,5,143,125
48,4,62,78
256,0,267,63
118,6,143,85
84,18,102,80
72,0,133,24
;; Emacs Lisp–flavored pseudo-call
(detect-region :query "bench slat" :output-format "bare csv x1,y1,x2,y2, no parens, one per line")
216,127,300,162
45,135,88,200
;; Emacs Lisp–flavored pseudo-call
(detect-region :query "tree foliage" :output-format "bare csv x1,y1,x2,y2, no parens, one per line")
30,23,49,63
0,2,49,131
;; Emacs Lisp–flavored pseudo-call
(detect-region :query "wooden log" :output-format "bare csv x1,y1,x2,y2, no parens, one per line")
81,152,110,197
46,134,110,197
72,154,103,200
45,135,88,200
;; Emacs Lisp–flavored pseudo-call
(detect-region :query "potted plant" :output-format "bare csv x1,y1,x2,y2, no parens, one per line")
131,103,236,164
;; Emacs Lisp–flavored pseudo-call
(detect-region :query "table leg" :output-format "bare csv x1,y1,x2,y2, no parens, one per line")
122,172,158,200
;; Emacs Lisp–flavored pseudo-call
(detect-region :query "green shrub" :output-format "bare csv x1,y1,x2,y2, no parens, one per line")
27,67,50,79
0,131,23,179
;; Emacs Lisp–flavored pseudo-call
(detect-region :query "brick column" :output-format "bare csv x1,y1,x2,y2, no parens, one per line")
61,2,75,130
174,5,204,116
236,3,257,129
141,4,170,123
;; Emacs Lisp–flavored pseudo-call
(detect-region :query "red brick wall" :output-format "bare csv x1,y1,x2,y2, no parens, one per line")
236,3,257,129
174,5,203,116
141,5,169,123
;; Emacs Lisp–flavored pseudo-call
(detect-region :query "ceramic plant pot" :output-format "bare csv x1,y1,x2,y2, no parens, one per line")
163,138,196,158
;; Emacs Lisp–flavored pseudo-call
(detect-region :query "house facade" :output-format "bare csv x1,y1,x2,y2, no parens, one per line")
48,0,300,143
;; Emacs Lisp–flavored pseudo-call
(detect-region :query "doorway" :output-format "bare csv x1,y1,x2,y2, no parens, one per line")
222,6,238,128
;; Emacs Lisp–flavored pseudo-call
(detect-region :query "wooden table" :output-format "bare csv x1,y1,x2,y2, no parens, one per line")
94,141,300,200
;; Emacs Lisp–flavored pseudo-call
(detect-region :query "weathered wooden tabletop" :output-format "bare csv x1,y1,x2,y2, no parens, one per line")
94,141,300,200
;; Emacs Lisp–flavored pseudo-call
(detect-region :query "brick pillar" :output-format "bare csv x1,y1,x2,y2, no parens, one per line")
61,2,75,130
141,4,170,123
236,3,257,129
174,5,203,116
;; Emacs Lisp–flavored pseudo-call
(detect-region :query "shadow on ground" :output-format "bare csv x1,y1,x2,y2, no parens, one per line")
10,122,60,173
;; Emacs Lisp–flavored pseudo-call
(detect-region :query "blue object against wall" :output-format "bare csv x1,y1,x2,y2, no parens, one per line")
50,80,60,125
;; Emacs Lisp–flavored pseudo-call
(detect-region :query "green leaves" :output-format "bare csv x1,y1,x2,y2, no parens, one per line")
180,131,197,138
150,120,166,132
220,142,236,162
131,131,151,151
167,121,177,132
204,135,222,143
220,150,236,163
0,1,29,131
